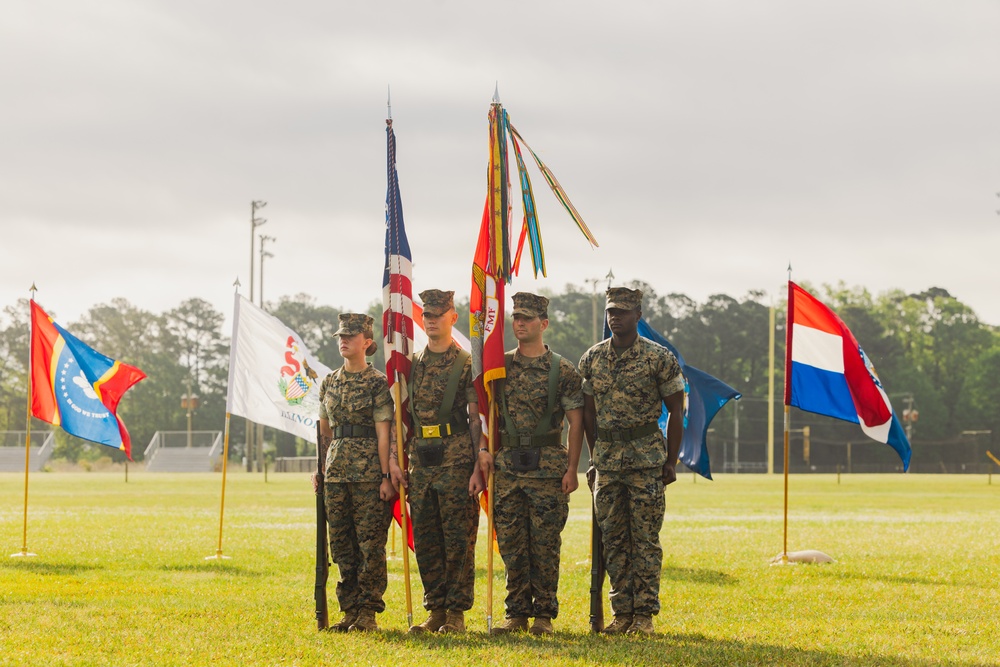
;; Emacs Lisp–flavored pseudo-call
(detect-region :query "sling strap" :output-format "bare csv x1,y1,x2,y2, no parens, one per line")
498,350,563,448
409,348,471,441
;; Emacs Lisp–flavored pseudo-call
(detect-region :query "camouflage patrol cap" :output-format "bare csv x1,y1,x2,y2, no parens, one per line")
511,292,549,319
606,287,643,311
419,289,455,317
334,313,377,355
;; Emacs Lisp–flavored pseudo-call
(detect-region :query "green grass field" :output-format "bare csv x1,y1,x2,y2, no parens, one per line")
1,471,998,666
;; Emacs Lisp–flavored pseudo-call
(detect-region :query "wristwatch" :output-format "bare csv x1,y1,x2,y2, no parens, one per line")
382,472,391,479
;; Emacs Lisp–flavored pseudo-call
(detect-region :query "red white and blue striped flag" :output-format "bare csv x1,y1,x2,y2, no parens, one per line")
785,281,911,470
381,119,414,443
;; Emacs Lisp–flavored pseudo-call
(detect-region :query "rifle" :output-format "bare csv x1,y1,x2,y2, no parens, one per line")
314,423,330,630
588,466,605,633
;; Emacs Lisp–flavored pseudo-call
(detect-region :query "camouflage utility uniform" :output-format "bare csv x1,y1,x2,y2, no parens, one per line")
408,341,480,613
319,364,394,615
494,347,583,620
578,335,684,618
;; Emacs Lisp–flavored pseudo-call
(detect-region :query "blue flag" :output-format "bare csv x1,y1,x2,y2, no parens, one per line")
606,319,741,479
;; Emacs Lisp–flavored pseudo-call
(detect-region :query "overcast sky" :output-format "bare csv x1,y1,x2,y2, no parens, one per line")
3,0,999,331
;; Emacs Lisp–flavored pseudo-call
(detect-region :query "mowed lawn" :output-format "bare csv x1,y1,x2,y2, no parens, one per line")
1,471,998,666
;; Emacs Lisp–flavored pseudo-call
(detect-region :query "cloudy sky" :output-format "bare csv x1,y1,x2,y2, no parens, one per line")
3,0,999,330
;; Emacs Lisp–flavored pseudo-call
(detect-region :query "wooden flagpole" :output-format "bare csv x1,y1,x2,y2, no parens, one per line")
12,284,38,558
205,413,232,560
485,394,496,634
780,405,790,565
394,382,413,628
207,280,241,561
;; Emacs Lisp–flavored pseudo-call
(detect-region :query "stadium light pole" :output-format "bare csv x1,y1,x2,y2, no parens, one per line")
259,235,275,309
247,202,267,472
249,201,267,303
257,234,275,474
585,277,600,344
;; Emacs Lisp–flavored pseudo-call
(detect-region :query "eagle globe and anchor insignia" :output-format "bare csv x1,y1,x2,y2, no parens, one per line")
277,336,320,406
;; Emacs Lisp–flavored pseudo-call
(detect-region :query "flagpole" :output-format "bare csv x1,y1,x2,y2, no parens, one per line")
485,395,496,634
13,286,38,558
393,382,413,628
780,405,790,565
206,413,233,560
208,280,240,561
386,98,414,627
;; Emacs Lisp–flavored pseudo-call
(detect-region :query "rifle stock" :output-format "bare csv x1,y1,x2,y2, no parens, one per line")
588,495,605,633
586,461,605,633
314,424,329,630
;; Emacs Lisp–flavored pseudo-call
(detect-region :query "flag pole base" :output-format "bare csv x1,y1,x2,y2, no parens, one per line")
10,550,37,558
204,550,231,561
406,613,412,628
487,615,492,634
770,550,834,566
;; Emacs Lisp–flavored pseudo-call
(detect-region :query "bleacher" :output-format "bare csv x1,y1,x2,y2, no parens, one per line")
143,431,223,472
0,432,54,472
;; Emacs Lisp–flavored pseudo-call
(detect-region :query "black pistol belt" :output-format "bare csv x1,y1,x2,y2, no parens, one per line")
333,424,377,439
499,432,561,449
597,421,660,442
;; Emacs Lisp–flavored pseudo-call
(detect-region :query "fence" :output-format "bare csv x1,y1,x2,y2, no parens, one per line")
274,456,316,473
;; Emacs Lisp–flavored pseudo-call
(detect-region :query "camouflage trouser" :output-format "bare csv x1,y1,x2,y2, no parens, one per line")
408,463,480,612
594,468,665,616
324,481,393,613
493,471,569,619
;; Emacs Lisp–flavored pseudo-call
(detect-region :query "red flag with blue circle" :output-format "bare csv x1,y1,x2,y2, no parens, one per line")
30,300,146,460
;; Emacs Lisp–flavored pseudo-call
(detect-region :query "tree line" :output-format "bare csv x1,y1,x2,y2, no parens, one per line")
1,282,996,473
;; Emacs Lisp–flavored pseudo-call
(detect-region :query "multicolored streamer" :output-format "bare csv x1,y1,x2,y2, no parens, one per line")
509,123,599,252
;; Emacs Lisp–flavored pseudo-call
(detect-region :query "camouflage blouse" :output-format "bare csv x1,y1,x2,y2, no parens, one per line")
578,336,684,472
318,364,393,483
409,342,478,468
495,348,584,479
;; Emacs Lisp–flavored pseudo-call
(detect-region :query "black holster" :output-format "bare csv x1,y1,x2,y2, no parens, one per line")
510,447,541,472
414,441,445,467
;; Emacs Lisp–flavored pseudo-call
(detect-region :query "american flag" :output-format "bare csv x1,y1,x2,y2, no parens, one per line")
381,119,414,443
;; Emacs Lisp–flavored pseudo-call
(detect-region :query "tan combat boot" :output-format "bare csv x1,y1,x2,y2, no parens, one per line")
438,610,466,633
408,609,447,634
626,615,654,635
528,617,553,636
490,616,529,636
600,614,633,635
348,608,378,632
328,609,358,633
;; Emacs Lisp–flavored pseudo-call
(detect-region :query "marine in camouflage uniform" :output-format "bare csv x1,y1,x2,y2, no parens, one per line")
318,313,395,632
578,287,685,636
391,289,482,634
479,292,584,636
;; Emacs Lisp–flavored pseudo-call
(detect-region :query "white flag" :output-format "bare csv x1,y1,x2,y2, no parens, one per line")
226,294,334,443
